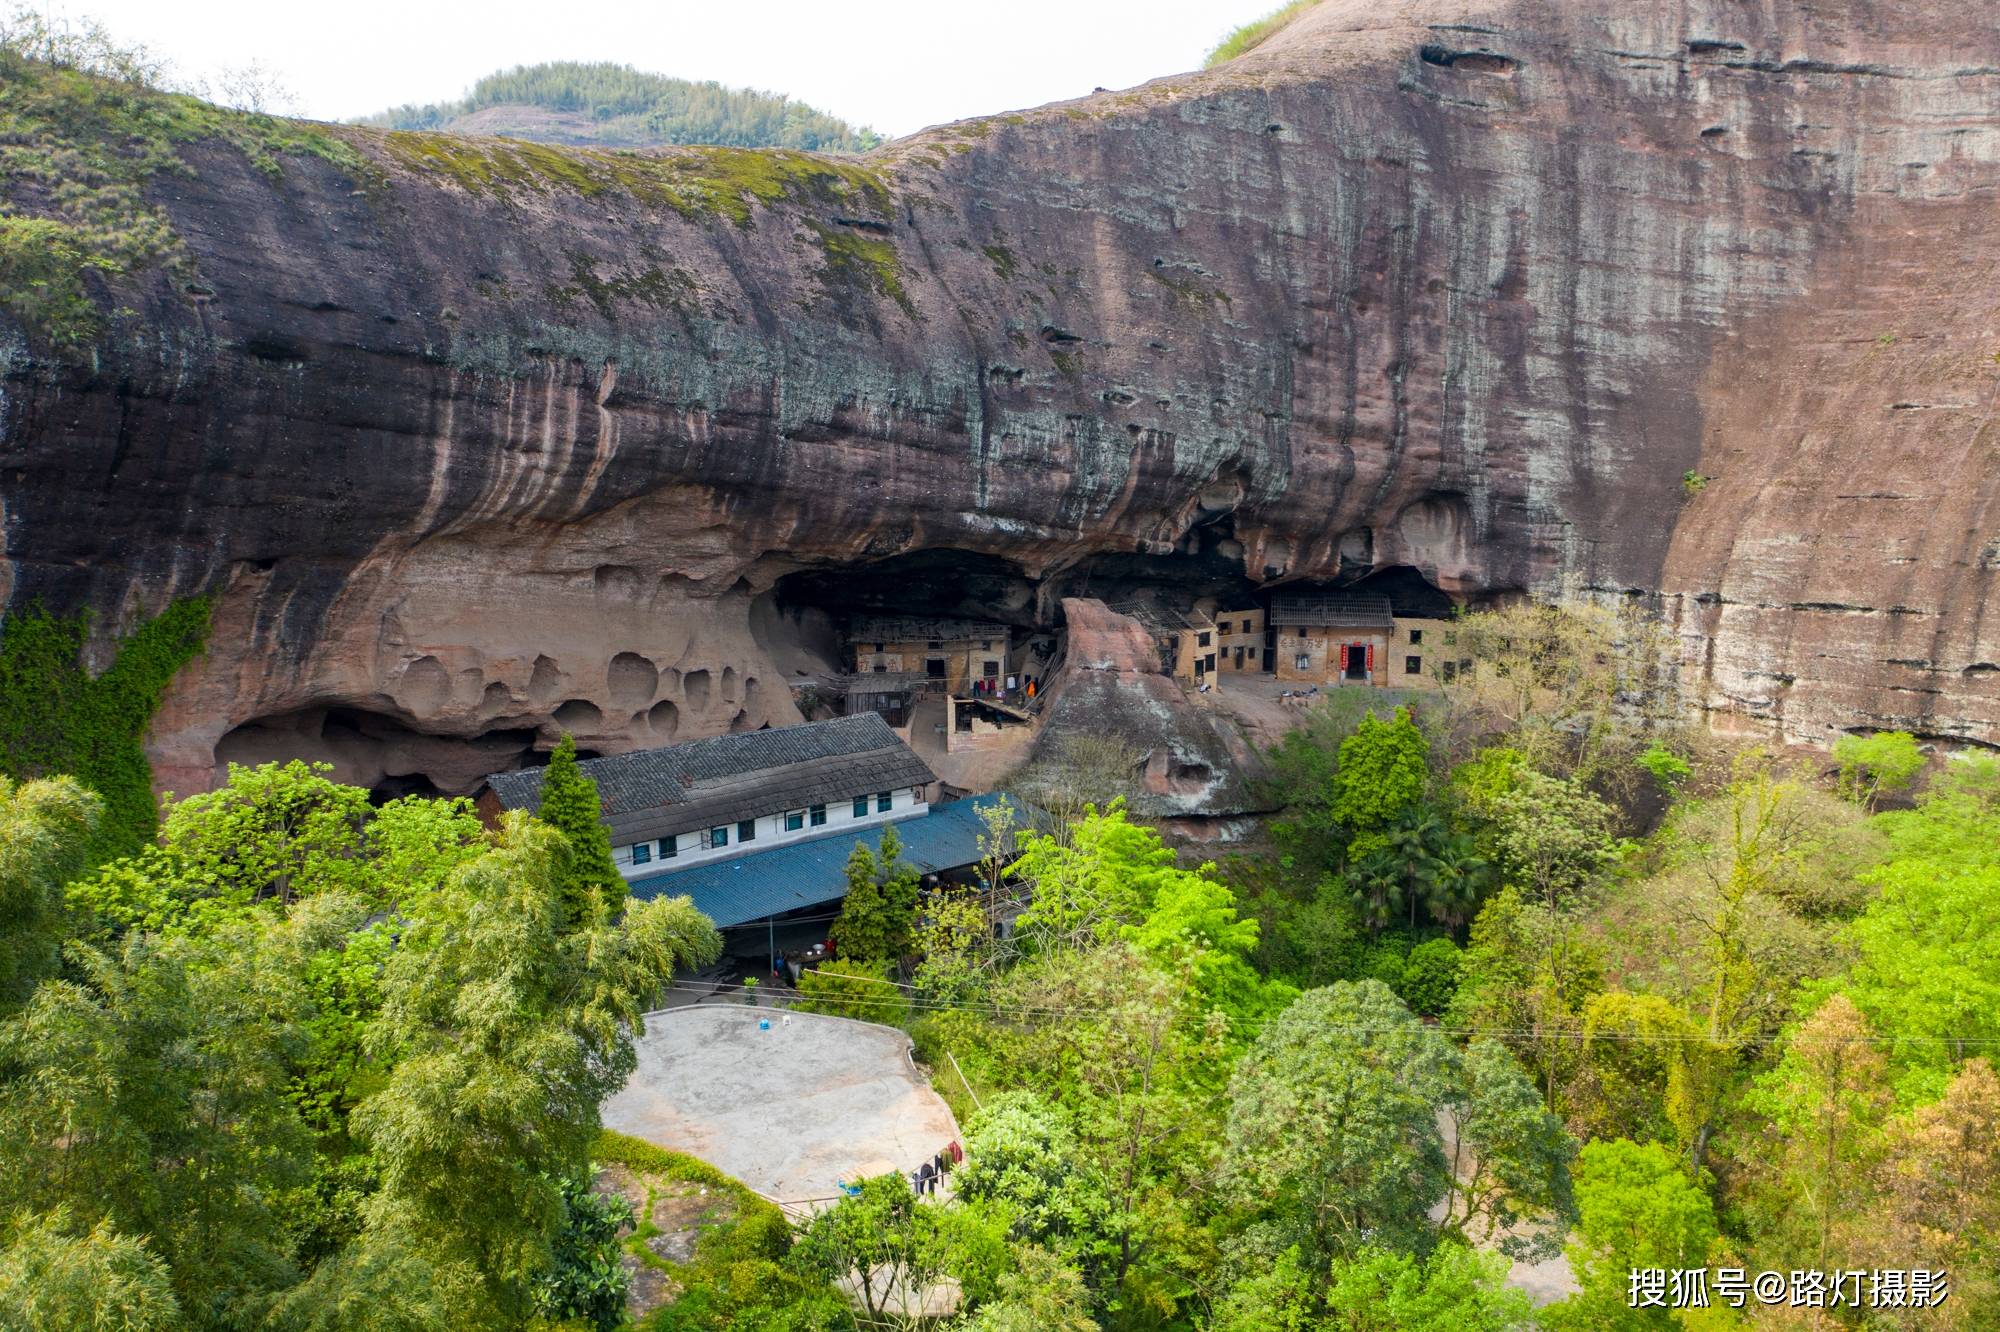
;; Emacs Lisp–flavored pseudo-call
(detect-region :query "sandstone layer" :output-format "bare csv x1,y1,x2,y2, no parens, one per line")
2,0,1996,796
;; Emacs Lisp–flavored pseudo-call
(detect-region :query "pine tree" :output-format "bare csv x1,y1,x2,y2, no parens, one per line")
534,735,624,926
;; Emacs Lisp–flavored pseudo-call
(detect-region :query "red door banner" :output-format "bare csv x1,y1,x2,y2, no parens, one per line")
1337,644,1349,672
1366,644,1375,672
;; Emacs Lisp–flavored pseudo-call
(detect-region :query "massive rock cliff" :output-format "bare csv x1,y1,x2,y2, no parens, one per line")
2,0,1996,795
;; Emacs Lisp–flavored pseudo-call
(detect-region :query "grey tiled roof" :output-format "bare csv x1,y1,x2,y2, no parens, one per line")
485,713,937,844
1267,594,1396,628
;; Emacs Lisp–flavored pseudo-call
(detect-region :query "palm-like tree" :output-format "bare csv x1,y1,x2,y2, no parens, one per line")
1421,830,1492,935
1346,852,1408,936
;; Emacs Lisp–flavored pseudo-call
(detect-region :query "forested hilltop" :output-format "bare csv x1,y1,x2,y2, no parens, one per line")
355,61,882,152
2,599,1995,1329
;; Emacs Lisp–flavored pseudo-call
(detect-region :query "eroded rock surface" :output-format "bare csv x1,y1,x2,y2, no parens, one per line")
1033,599,1268,817
2,0,1996,793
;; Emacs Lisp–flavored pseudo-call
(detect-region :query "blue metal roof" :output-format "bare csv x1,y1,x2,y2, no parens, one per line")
628,793,1014,928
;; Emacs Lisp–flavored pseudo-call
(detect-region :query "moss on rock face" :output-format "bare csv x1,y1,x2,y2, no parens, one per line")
0,52,364,347
804,220,915,318
1143,267,1232,311
378,129,895,228
547,249,700,322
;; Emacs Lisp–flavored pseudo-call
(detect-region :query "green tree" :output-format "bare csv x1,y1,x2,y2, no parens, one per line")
358,60,881,152
69,763,487,937
913,884,997,1004
1431,603,1679,799
1438,1039,1576,1262
1832,729,1924,807
261,1238,450,1332
1736,995,1889,1273
1823,765,2000,1095
954,1093,1105,1258
532,1172,631,1329
1396,937,1463,1018
1488,770,1620,910
1548,1139,1720,1331
1636,743,1692,792
146,759,372,915
957,1243,1100,1331
0,930,312,1319
1450,886,1602,1112
0,1208,182,1331
533,735,625,926
0,775,100,1010
1121,858,1273,1021
794,959,910,1025
1570,991,1701,1147
1221,981,1571,1281
1329,706,1429,857
981,943,1219,1314
830,825,919,965
1212,1239,1532,1332
1322,1242,1536,1332
790,1172,995,1327
353,813,716,1320
1009,799,1174,953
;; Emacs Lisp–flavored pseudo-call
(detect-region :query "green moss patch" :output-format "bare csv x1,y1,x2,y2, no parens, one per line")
1144,267,1232,311
804,220,915,318
378,131,893,229
547,249,699,322
982,242,1019,282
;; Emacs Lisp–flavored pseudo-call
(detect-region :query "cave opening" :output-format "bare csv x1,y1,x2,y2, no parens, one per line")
214,706,541,801
772,548,1041,631
1338,564,1459,617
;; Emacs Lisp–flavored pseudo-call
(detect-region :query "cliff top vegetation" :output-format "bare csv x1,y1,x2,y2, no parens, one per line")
1205,0,1326,67
356,61,883,153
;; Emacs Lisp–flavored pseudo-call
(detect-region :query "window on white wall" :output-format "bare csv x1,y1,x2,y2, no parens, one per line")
809,804,827,827
660,835,677,859
876,791,892,813
631,842,652,866
785,809,805,832
853,796,870,818
737,820,756,843
706,826,728,849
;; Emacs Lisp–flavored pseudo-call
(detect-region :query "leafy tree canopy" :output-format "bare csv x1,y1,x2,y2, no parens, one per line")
358,60,881,152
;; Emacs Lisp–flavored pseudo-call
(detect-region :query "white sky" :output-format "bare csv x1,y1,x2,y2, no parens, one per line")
44,0,1285,137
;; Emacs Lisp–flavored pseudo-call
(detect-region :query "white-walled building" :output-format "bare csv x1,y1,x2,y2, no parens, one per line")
481,713,938,880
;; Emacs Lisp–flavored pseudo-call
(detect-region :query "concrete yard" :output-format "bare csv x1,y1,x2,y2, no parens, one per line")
602,1006,960,1206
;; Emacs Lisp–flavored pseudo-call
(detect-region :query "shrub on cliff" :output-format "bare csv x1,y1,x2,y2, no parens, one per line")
1205,0,1323,68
